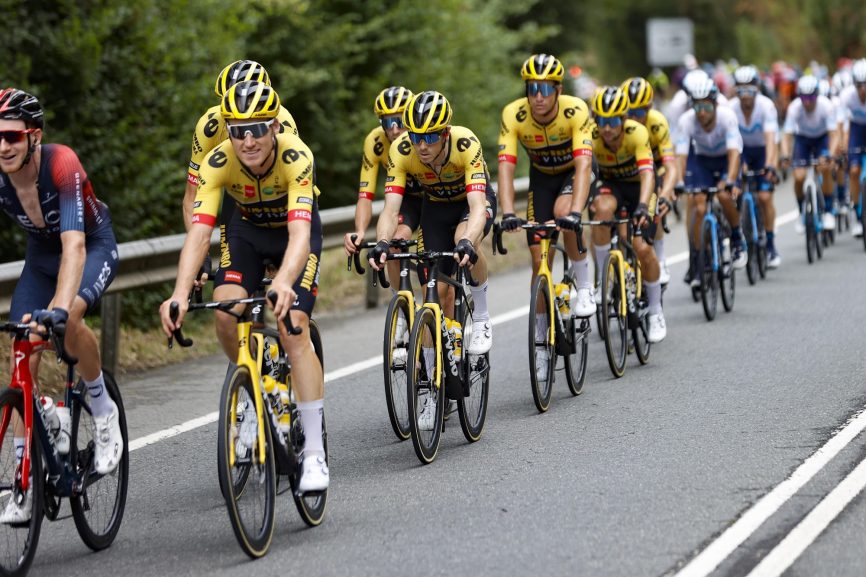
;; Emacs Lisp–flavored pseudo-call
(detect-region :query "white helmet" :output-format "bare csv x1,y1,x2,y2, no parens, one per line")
682,69,709,95
818,79,830,98
852,59,866,83
689,77,719,102
734,65,759,86
797,74,819,96
833,70,853,93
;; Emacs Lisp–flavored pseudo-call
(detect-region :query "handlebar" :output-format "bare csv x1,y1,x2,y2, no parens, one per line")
348,235,419,290
1,319,78,366
492,218,587,255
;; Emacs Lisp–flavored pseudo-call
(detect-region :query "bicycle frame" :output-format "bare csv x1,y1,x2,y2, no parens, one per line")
587,219,642,318
803,163,823,232
229,318,269,469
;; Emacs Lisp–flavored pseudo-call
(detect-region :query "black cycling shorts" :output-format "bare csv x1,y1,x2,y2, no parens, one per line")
526,166,573,246
592,180,657,240
398,192,423,232
215,203,323,317
420,184,497,277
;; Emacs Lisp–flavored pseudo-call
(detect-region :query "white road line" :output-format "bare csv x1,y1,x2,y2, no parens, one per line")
129,304,531,452
128,208,800,453
674,406,866,577
745,454,866,577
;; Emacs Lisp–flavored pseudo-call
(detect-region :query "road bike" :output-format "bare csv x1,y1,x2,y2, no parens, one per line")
691,185,736,321
492,221,589,412
169,288,325,559
0,320,129,577
802,157,829,263
740,169,769,284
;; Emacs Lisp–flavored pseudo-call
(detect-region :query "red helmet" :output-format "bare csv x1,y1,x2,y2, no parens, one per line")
0,88,44,129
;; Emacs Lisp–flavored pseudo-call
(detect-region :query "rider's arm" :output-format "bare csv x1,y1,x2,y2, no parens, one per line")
569,106,595,214
55,230,86,312
52,147,93,312
674,114,692,183
171,223,214,300
182,180,197,232
726,148,741,184
350,128,384,246
497,161,517,215
497,104,521,215
762,98,780,170
570,153,593,215
273,217,311,320
633,124,656,206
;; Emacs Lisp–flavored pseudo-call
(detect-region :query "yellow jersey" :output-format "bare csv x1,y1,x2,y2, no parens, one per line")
358,126,422,200
645,109,675,165
591,119,655,183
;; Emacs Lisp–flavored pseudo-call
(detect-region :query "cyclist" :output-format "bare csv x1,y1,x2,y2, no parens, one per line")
838,59,866,237
368,91,496,414
0,89,123,522
586,86,666,342
622,76,678,284
666,68,730,137
730,65,782,268
184,60,299,279
675,78,746,283
780,74,839,234
160,81,328,492
497,54,595,316
344,86,423,293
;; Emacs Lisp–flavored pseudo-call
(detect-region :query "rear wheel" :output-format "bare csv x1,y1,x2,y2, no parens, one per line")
601,254,627,378
382,294,412,441
70,371,129,550
528,276,555,411
217,366,276,558
0,389,43,577
699,220,718,321
407,307,444,464
756,205,768,280
563,316,589,396
632,285,651,365
720,229,735,313
742,201,758,286
457,305,489,441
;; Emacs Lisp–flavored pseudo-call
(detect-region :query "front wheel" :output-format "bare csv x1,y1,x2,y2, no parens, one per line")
720,230,735,313
564,317,589,396
383,294,412,441
457,306,489,442
407,307,444,464
70,370,129,551
699,220,718,321
528,276,555,411
0,389,44,577
601,254,627,378
217,366,276,558
742,201,758,286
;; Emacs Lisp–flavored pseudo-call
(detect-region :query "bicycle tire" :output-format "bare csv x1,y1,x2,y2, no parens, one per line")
699,220,718,321
0,389,43,577
632,290,651,365
594,284,607,341
217,365,276,558
601,254,627,378
407,307,444,464
457,302,489,442
742,201,757,285
720,228,735,313
563,316,589,396
756,207,768,280
528,276,555,411
291,320,328,526
70,370,129,551
382,294,412,441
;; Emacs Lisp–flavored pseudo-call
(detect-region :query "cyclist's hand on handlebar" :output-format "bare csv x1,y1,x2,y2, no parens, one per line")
268,277,297,322
454,238,478,267
344,231,363,256
194,254,212,289
632,203,650,229
555,211,582,232
657,197,672,218
159,297,187,339
500,213,522,232
766,166,780,184
780,157,791,170
367,239,390,271
29,307,69,333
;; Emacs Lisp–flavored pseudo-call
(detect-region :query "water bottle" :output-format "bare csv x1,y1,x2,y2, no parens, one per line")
554,283,571,317
261,375,283,431
277,382,291,436
55,402,71,455
40,397,61,446
445,318,462,360
262,337,281,378
722,237,731,265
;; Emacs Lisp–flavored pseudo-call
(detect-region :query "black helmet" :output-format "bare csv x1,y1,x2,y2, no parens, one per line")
0,88,44,129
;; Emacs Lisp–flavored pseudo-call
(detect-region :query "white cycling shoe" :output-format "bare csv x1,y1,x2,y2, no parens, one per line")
417,396,437,431
468,321,492,354
93,400,123,475
648,312,667,343
573,287,596,317
298,452,329,493
821,212,836,231
535,347,550,383
0,487,32,524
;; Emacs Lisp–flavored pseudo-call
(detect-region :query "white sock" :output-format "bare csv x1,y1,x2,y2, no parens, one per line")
13,437,24,463
592,244,610,286
535,313,548,341
297,399,324,456
569,258,592,290
654,237,666,263
84,372,113,417
470,281,489,322
646,280,663,314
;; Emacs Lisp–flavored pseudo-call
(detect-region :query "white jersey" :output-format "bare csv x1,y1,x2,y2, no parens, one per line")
667,90,730,140
782,96,836,138
675,106,743,157
729,94,778,148
838,85,866,127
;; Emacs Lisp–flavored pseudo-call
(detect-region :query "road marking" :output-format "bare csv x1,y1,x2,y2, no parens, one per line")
129,208,800,453
745,454,866,577
129,304,531,452
674,405,866,577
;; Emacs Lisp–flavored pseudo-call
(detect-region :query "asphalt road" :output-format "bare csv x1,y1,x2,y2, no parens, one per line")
23,183,866,577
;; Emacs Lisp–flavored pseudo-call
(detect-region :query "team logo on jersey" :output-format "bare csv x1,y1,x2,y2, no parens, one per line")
425,172,436,180
208,150,228,168
563,107,576,119
300,254,319,290
282,148,302,164
535,135,544,142
456,138,472,152
244,185,255,198
516,110,528,122
204,117,220,138
225,271,243,283
373,141,385,156
397,140,412,156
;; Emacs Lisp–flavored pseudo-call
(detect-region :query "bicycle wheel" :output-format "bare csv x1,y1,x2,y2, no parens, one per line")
564,316,589,396
804,195,815,264
528,276,555,412
457,303,489,442
291,321,328,526
594,284,607,341
217,365,276,558
601,254,627,378
756,205,768,279
698,220,718,321
632,298,651,365
382,294,412,440
720,229,735,313
70,371,129,551
742,201,757,286
407,307,444,464
0,389,43,577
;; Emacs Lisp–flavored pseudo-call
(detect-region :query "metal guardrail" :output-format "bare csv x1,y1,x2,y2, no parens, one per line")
0,177,528,374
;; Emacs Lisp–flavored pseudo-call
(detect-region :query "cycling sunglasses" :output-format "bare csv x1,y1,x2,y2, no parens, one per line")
627,107,649,119
227,119,275,140
856,82,866,89
596,116,623,128
736,86,759,97
800,94,818,103
692,101,715,113
380,116,403,130
0,129,36,144
408,130,446,145
526,81,558,97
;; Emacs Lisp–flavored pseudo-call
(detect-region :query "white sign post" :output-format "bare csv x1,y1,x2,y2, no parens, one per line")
646,18,694,67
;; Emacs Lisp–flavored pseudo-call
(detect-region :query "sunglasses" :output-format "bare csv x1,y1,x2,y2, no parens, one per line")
596,116,623,128
526,81,558,97
408,130,446,145
227,119,274,140
380,116,403,130
692,101,715,113
627,107,649,119
0,129,36,144
856,82,866,89
736,86,759,96
800,94,818,102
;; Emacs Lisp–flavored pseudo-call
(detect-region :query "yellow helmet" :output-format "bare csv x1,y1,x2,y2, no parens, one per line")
374,86,414,117
521,54,564,83
214,60,271,98
403,91,452,133
593,86,629,118
621,77,654,108
221,81,280,120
